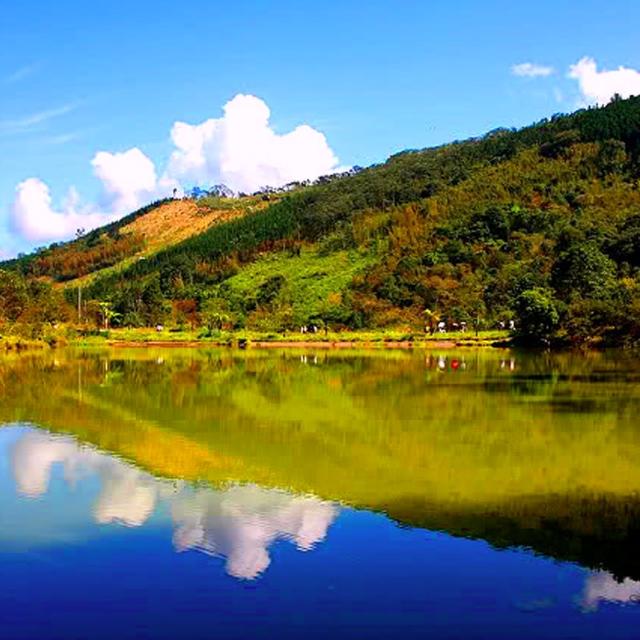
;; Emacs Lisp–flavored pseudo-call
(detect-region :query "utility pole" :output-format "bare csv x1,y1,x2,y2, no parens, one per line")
75,228,85,325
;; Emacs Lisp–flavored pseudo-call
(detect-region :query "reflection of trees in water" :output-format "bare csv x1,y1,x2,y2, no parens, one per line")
4,349,640,420
10,429,338,580
379,492,640,582
4,349,640,579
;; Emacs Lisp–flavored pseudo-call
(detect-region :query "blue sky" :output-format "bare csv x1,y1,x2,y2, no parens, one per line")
2,0,640,256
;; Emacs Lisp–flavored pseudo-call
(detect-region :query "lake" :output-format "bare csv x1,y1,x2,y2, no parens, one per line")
1,347,640,639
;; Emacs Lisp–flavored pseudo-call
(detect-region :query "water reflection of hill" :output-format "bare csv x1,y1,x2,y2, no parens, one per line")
381,493,640,582
2,348,640,579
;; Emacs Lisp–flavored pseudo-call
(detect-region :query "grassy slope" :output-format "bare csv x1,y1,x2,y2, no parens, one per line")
71,196,275,286
2,194,273,286
65,199,236,286
210,246,376,326
115,195,271,260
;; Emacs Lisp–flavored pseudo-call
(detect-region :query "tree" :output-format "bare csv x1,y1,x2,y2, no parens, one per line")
0,270,28,322
608,214,640,266
596,139,627,177
552,242,617,301
172,299,199,329
514,288,559,344
422,308,438,334
98,301,121,330
142,277,169,326
204,311,230,333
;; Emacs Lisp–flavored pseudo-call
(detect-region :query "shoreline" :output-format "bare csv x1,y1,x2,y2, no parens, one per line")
2,330,513,352
105,337,503,350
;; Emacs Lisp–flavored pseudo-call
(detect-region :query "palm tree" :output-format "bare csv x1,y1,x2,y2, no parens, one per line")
98,301,121,330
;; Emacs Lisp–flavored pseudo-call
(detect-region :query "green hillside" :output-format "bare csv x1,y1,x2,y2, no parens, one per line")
4,95,640,345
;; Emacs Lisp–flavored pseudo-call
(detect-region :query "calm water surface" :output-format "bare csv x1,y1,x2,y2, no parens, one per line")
2,347,640,638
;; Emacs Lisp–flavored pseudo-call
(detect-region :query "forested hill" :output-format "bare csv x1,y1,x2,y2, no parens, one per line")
3,94,640,345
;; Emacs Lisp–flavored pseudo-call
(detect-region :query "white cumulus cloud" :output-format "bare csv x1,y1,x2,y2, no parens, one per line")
91,147,159,213
10,147,164,244
6,94,340,250
10,178,118,244
165,94,340,194
569,57,640,105
511,62,555,78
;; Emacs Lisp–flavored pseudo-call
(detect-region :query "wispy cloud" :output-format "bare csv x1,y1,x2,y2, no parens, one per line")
511,62,555,78
0,102,78,136
4,62,40,84
42,131,83,145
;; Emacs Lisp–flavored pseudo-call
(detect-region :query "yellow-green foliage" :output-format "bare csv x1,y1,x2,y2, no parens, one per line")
205,246,375,328
2,348,640,509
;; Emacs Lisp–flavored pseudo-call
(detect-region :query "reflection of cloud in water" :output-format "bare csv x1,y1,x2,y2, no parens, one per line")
10,429,338,578
12,431,93,498
12,431,159,526
94,465,158,527
172,485,338,579
581,572,640,611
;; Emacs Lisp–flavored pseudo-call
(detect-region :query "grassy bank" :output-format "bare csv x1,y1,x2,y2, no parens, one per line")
0,335,54,352
73,327,510,348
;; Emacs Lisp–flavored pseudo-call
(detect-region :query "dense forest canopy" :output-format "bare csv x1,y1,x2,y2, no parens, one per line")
3,94,640,345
